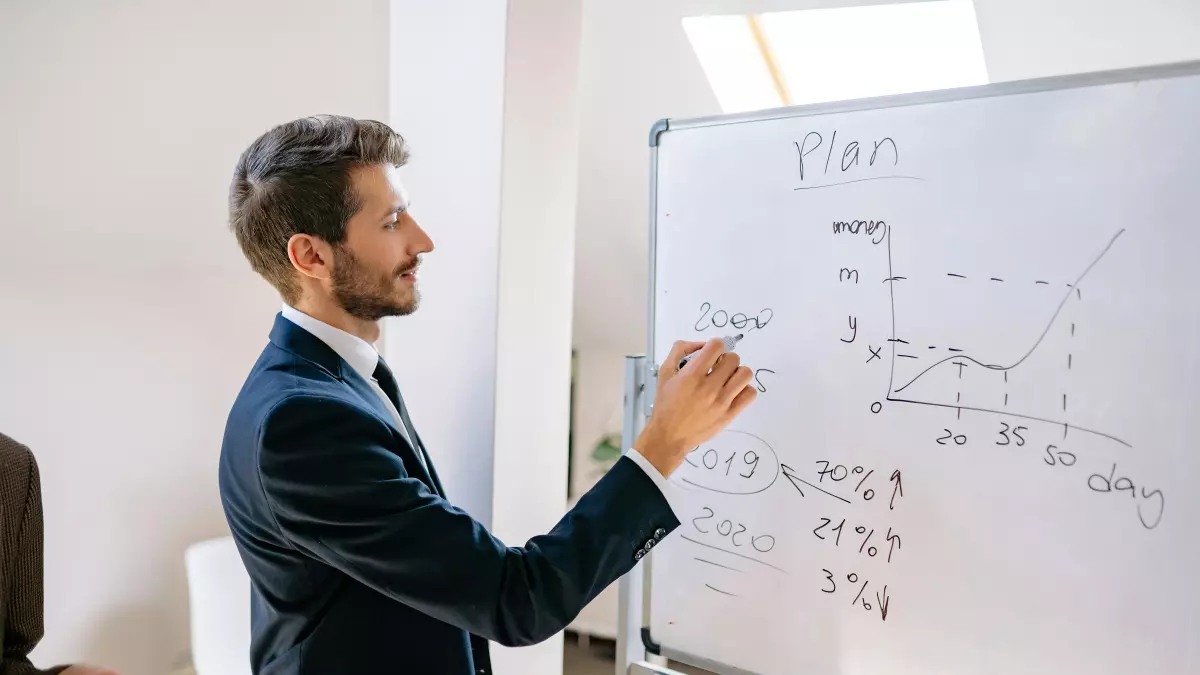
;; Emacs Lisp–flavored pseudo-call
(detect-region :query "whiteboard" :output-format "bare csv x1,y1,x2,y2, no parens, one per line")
647,62,1200,675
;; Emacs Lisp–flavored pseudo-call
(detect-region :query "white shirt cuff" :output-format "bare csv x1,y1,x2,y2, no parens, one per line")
624,447,685,522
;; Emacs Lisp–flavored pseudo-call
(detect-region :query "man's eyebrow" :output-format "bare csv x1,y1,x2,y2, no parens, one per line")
381,202,409,219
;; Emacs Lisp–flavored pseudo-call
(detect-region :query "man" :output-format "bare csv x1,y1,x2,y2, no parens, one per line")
218,115,757,674
0,433,117,675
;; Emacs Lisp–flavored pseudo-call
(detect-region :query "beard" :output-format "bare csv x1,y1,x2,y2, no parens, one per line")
331,245,421,321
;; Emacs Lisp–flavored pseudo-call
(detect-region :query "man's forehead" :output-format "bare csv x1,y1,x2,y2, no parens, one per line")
352,163,409,209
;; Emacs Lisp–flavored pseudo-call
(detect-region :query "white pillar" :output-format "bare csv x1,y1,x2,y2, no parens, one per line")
387,0,509,523
387,2,583,674
490,3,583,673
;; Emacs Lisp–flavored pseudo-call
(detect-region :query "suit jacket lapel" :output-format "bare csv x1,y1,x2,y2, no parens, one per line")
269,314,441,495
345,368,443,496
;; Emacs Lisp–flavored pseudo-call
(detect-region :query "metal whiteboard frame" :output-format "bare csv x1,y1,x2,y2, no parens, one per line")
623,57,1200,675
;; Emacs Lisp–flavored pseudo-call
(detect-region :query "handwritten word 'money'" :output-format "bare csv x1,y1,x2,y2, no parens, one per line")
833,219,888,245
795,131,900,187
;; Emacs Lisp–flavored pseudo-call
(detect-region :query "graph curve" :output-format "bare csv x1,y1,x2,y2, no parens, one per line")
891,228,1126,395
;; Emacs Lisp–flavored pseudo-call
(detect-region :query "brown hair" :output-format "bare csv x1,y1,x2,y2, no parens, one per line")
228,115,410,303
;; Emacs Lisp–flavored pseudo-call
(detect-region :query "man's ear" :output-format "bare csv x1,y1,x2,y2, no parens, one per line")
287,234,333,281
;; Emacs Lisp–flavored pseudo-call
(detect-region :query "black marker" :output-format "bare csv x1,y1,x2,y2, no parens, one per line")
679,334,743,370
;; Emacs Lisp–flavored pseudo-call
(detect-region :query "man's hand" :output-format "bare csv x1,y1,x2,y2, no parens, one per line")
634,338,758,477
62,665,119,675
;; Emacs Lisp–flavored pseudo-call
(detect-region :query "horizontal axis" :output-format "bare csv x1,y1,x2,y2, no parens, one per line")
884,396,1132,448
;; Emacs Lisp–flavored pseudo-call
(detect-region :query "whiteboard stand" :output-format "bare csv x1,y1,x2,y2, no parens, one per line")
617,355,675,675
618,355,698,675
617,355,647,674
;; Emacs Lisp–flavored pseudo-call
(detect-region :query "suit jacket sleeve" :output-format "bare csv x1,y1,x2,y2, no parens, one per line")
2,446,68,675
256,394,679,647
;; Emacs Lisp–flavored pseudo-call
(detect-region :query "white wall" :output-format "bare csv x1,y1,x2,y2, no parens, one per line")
0,1,389,673
976,0,1200,81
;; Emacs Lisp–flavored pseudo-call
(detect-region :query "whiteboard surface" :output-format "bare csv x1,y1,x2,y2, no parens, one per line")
649,66,1200,675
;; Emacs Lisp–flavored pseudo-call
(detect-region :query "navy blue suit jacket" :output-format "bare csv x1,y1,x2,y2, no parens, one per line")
218,314,679,674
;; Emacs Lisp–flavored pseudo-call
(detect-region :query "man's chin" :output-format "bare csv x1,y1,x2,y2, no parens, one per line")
337,293,420,322
389,289,420,317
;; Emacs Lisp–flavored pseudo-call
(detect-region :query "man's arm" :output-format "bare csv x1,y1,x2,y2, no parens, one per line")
3,446,68,675
257,394,677,647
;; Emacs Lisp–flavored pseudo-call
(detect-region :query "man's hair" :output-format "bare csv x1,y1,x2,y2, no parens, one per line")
229,115,410,303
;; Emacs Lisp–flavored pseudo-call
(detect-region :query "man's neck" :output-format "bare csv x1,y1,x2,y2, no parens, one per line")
291,298,381,345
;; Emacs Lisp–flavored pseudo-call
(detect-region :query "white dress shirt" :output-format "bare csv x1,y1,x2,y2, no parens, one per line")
281,304,419,459
280,304,680,518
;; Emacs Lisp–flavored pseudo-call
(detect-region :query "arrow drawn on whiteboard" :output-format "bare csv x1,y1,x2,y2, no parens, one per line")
780,464,805,497
780,464,851,504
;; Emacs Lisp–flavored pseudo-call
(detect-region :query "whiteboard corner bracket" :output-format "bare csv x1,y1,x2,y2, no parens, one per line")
650,119,670,147
641,627,662,656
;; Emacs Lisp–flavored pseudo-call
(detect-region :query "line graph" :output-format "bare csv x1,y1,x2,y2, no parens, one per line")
891,229,1124,395
883,228,1131,447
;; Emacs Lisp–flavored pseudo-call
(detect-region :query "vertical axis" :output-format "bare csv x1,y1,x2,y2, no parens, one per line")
1065,321,1074,437
886,225,897,399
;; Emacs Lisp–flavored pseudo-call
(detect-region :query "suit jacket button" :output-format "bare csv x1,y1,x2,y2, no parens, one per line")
635,550,645,561
654,528,667,539
644,541,654,551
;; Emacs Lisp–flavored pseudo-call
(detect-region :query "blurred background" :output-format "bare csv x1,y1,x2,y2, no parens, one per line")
1,1,1198,674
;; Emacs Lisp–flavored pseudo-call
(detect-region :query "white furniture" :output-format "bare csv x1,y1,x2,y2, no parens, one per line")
184,536,253,675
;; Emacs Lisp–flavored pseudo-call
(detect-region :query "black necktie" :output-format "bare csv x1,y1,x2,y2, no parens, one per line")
372,358,439,492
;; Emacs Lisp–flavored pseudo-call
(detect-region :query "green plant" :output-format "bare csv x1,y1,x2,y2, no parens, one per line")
590,433,623,467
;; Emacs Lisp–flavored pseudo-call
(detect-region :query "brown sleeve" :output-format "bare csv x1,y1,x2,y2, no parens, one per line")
2,440,68,675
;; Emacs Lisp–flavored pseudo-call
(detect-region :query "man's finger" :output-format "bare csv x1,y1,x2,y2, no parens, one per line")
683,337,725,374
709,352,741,385
727,385,758,417
722,366,754,404
662,340,706,377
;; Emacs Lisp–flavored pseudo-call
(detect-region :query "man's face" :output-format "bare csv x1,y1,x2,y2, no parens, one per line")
331,164,434,321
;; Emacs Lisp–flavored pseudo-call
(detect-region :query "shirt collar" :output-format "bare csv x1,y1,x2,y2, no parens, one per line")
280,303,380,383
